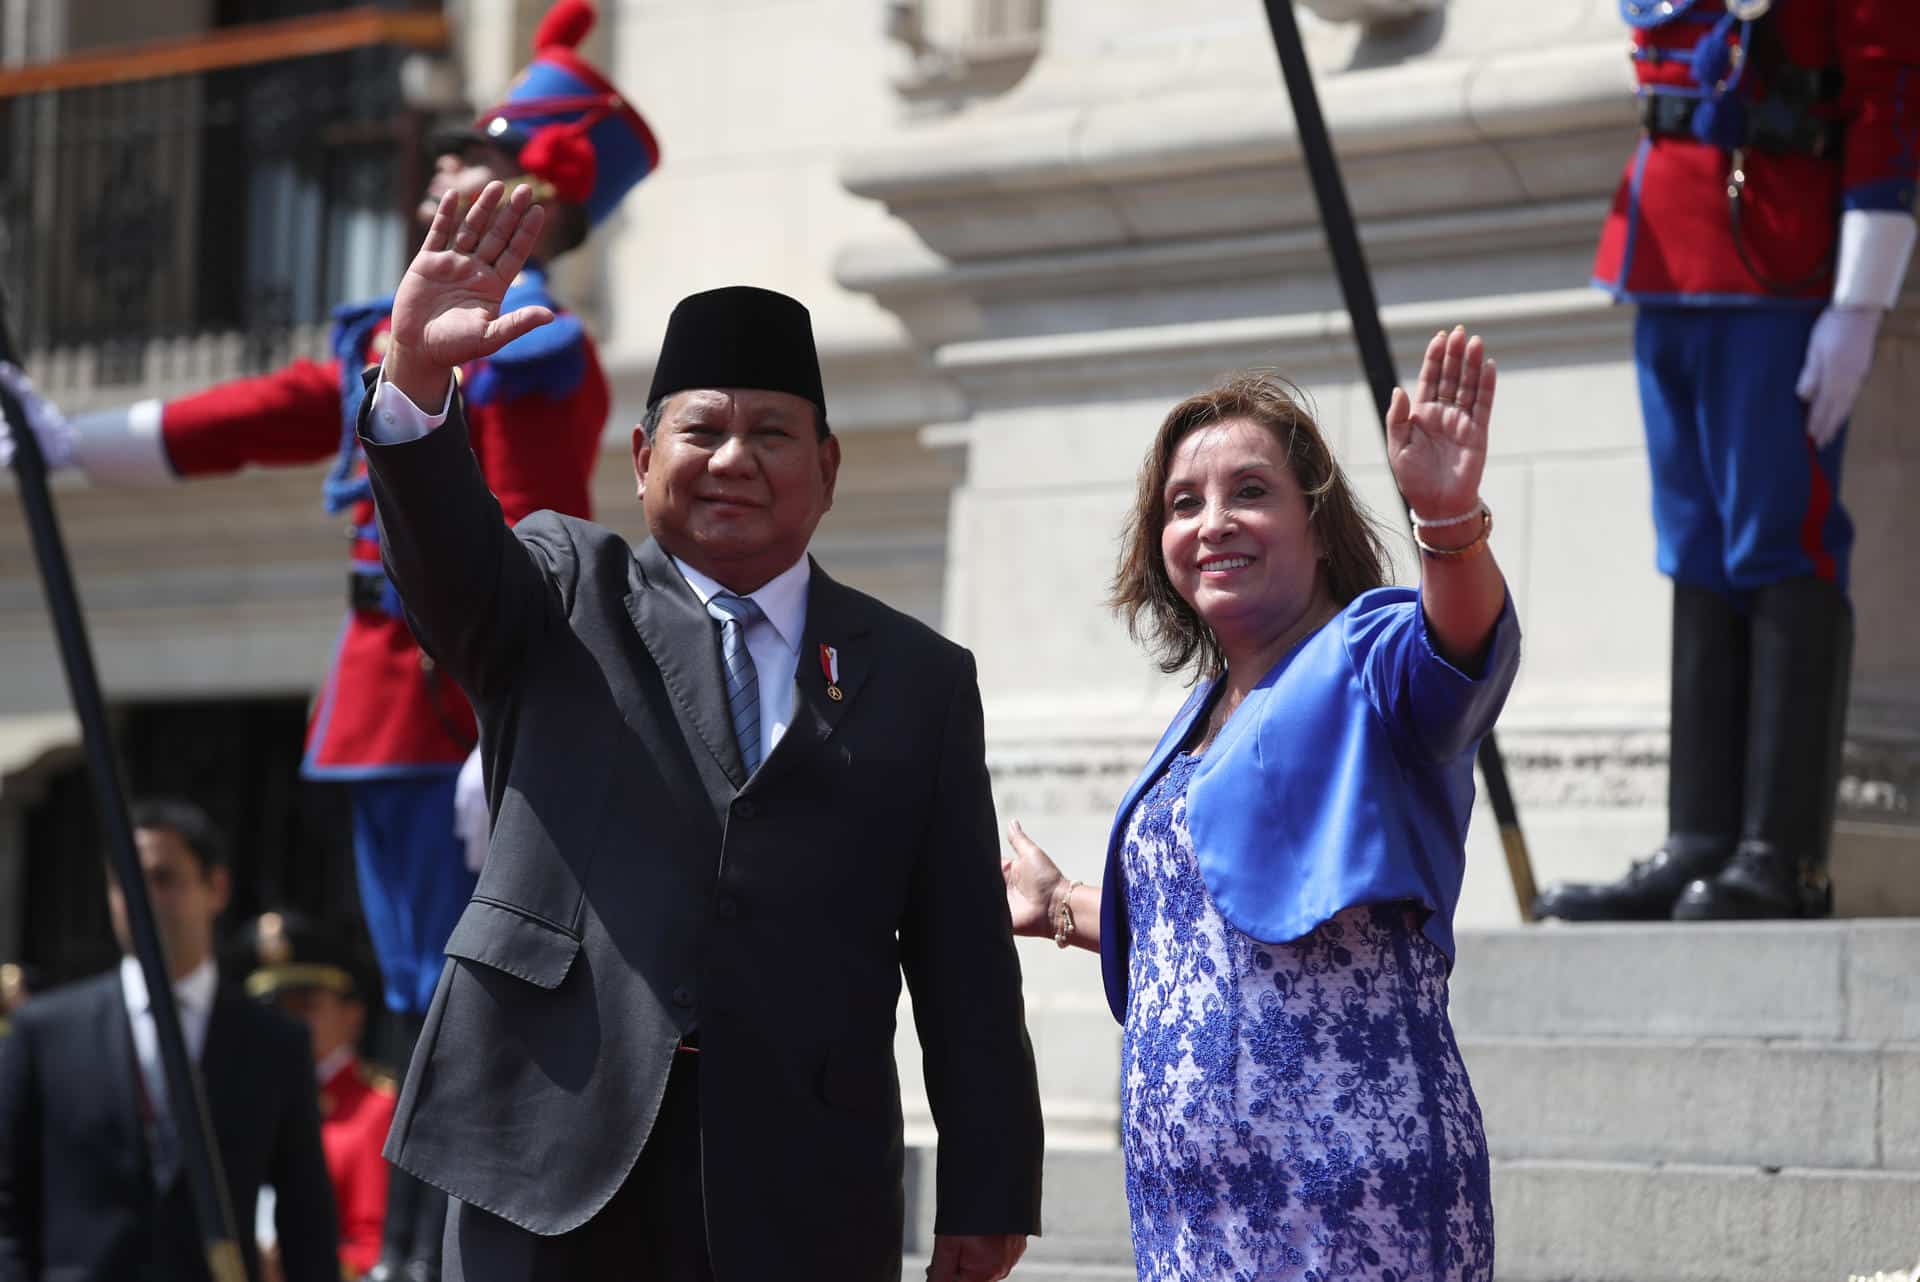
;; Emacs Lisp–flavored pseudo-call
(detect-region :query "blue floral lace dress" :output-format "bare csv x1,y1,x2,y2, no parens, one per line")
1120,750,1495,1282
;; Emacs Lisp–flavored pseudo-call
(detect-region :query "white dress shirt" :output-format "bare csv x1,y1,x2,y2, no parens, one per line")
671,554,811,767
119,954,218,1132
366,369,454,443
367,369,816,768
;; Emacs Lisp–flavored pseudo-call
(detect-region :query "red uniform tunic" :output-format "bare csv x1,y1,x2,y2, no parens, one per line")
153,270,609,776
1592,0,1920,304
317,1055,397,1277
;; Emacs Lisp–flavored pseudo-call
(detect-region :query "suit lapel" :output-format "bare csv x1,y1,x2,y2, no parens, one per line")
626,539,748,795
198,994,239,1139
749,561,875,791
94,975,151,1185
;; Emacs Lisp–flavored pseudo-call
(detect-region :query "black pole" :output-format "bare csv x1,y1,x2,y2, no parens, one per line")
1257,0,1539,919
0,295,253,1282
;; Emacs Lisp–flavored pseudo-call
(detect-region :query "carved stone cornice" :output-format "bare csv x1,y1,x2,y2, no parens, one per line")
839,40,1635,269
834,32,1639,412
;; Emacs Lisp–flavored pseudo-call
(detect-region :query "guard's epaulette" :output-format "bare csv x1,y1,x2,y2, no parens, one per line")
490,273,584,370
330,295,396,344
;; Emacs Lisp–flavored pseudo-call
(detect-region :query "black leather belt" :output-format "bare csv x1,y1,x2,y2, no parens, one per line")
348,570,392,615
1639,92,1843,157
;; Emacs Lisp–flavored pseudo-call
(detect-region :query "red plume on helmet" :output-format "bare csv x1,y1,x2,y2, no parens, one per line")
520,126,597,204
515,1,605,203
474,0,658,227
534,0,596,50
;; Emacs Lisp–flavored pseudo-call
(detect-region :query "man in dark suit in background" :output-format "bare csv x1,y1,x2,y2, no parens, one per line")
362,181,1044,1282
0,799,337,1282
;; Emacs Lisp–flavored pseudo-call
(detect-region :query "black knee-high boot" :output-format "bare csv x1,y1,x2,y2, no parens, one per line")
1533,583,1749,920
365,1011,445,1282
1673,576,1850,920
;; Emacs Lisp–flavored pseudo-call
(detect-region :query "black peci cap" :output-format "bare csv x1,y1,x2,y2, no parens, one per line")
647,286,826,414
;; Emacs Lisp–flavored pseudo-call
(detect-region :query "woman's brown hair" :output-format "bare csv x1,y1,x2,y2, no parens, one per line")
1112,372,1392,681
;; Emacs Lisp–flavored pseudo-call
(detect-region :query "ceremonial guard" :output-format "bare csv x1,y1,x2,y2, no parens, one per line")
1535,0,1919,922
0,4,658,1275
235,913,396,1282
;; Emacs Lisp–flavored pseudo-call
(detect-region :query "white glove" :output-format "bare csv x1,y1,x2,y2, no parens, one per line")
1796,209,1919,447
0,361,75,471
453,747,490,874
1794,304,1882,448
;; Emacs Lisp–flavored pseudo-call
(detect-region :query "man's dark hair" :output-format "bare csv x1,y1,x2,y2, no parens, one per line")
127,798,229,877
639,396,831,443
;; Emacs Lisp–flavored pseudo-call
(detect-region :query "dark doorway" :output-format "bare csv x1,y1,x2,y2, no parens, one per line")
20,696,359,987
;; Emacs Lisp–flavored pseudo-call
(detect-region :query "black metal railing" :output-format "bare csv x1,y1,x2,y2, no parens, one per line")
0,13,445,384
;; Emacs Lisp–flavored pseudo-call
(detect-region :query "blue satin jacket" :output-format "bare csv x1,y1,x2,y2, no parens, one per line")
1098,587,1522,1023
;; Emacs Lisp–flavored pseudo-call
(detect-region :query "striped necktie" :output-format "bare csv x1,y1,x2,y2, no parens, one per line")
706,592,765,775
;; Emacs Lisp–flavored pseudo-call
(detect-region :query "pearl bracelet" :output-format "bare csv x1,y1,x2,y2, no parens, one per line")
1414,505,1494,558
1411,502,1486,529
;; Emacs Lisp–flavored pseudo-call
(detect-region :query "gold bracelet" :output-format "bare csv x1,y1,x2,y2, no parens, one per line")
1053,880,1082,949
1413,504,1492,558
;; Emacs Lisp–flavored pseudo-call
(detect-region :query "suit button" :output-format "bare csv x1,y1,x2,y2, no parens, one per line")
734,799,761,820
717,896,738,921
671,986,694,1008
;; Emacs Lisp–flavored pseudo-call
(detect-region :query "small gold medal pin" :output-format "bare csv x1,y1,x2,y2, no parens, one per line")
820,643,843,701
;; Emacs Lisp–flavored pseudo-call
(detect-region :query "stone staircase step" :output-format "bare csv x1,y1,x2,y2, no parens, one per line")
1448,920,1920,1041
905,1148,1920,1281
1492,1158,1920,1282
1461,1035,1920,1170
905,1148,1131,1265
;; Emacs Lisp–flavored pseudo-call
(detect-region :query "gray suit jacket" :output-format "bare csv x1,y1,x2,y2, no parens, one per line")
365,397,1043,1280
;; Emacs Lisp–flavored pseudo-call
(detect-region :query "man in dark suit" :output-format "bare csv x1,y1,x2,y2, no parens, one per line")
0,799,338,1282
362,182,1044,1282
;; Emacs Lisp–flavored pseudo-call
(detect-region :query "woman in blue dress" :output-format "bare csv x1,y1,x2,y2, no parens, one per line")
1005,327,1519,1281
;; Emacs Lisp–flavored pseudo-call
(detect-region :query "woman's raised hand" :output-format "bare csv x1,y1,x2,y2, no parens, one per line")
1386,326,1495,521
385,181,555,403
1003,820,1065,940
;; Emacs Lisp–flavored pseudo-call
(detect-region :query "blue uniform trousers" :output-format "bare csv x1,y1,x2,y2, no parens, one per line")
349,774,476,1015
1634,305,1853,596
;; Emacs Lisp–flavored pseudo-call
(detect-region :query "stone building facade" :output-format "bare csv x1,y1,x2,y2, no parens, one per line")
2,0,1915,1142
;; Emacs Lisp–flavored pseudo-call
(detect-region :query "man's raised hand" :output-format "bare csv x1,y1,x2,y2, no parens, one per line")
384,181,554,408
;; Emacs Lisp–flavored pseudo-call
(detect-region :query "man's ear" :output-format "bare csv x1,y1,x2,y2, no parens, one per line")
207,866,232,916
633,427,651,501
819,433,842,513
